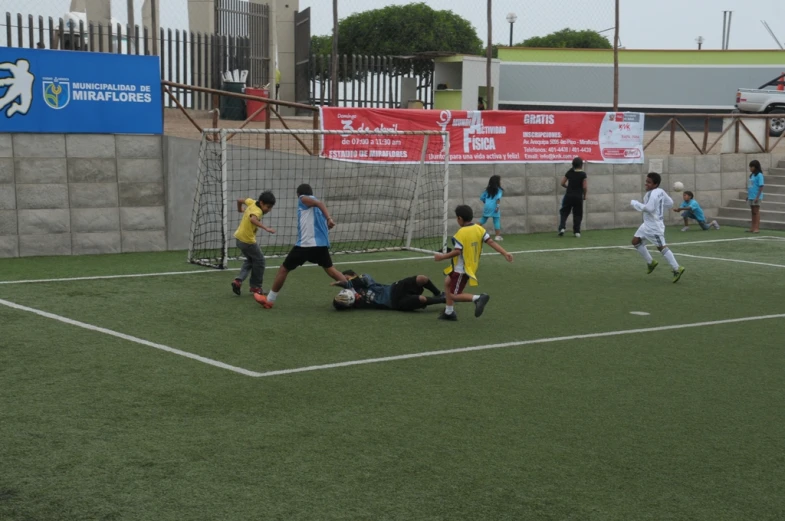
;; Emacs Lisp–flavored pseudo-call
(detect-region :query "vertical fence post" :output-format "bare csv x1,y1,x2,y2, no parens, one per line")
702,116,710,154
669,118,676,155
734,118,740,153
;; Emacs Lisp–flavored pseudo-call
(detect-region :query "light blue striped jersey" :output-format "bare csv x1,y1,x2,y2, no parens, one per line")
296,195,330,247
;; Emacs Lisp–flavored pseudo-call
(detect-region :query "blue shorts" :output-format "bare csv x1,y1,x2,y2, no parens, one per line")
479,215,501,230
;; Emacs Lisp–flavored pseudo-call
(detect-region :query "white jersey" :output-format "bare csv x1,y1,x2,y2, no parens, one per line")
634,188,673,231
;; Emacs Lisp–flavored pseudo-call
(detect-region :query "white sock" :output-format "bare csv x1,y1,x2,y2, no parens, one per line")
445,305,454,314
267,290,278,302
635,243,653,264
472,295,479,302
661,248,679,270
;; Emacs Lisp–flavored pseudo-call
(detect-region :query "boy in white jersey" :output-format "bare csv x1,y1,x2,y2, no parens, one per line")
630,173,685,283
256,183,351,308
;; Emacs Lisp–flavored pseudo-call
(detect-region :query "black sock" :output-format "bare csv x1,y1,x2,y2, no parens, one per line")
424,295,446,306
423,280,440,296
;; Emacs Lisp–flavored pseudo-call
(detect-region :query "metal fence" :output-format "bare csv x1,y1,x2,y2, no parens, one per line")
310,53,434,109
0,10,269,111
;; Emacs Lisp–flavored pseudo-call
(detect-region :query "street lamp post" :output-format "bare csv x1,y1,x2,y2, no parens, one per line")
506,12,517,47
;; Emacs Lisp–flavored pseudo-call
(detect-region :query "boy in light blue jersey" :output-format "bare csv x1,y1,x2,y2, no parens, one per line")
257,183,351,309
672,191,719,232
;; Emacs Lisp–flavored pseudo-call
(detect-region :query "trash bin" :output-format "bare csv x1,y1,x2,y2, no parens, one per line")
220,81,246,121
245,88,269,122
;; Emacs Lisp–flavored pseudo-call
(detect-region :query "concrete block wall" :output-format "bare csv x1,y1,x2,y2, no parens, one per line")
451,153,784,236
2,133,783,258
0,134,165,258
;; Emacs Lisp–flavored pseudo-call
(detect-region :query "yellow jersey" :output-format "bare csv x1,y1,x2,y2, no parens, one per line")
443,223,490,286
233,198,263,244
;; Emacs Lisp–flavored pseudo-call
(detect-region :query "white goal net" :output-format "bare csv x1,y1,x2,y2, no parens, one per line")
187,129,450,268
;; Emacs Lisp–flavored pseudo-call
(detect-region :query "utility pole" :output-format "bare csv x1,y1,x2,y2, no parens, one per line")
613,0,619,111
486,0,492,109
331,0,338,106
696,36,704,50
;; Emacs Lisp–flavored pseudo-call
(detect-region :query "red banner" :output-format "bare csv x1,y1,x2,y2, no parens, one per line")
320,107,645,164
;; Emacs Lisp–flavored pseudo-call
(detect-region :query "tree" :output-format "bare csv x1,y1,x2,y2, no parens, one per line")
310,3,483,104
336,3,483,57
520,28,611,49
310,35,332,56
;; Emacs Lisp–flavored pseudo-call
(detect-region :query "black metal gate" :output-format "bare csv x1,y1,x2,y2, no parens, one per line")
294,8,311,112
214,0,270,89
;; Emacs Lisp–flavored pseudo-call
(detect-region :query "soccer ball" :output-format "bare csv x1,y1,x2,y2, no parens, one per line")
333,288,355,310
672,181,684,192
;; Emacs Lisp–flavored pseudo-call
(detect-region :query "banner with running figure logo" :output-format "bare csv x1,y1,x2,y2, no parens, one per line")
320,107,644,164
0,47,161,134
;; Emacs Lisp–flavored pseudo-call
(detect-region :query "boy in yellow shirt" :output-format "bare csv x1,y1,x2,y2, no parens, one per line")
434,205,513,321
231,191,276,296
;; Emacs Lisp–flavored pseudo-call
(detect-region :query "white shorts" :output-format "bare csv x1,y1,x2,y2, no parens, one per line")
634,224,666,247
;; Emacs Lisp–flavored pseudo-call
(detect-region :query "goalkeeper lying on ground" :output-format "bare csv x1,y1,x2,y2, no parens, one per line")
332,270,446,311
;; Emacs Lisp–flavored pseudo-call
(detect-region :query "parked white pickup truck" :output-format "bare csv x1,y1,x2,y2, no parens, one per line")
735,75,785,137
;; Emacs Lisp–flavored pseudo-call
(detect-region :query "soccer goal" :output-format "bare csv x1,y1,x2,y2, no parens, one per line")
187,128,450,268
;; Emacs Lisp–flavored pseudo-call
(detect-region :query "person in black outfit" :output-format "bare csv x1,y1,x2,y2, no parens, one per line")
558,157,588,237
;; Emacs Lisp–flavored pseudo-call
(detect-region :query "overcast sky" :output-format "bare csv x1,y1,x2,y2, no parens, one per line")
4,0,785,50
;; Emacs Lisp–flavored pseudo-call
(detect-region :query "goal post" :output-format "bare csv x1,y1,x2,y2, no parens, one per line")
187,128,450,268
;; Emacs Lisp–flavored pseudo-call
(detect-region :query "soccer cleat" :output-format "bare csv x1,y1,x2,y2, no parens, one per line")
574,232,581,238
474,293,490,318
254,292,274,308
494,235,503,241
558,228,565,236
680,226,689,232
250,287,264,295
672,266,685,283
437,311,458,321
711,220,720,230
647,260,659,274
231,279,242,296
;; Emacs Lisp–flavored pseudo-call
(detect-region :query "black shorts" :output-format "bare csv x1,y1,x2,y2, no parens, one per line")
389,276,424,310
282,246,333,271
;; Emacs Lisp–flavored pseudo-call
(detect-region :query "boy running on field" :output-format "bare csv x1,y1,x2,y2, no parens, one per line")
434,205,513,321
256,183,350,308
231,191,276,296
630,173,685,283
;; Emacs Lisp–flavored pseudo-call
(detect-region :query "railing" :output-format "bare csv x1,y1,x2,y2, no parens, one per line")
1,11,266,110
163,80,319,155
644,113,785,154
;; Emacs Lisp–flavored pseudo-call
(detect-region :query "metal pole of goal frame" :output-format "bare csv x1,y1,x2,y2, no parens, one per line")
442,132,450,253
220,129,229,269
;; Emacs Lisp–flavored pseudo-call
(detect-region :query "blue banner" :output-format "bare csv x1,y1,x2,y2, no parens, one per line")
0,47,162,134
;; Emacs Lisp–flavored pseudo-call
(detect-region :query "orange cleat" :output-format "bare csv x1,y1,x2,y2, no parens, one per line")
253,292,274,309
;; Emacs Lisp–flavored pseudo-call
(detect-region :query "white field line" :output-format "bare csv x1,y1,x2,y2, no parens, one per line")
254,313,785,378
677,253,785,269
0,298,263,377
0,236,766,286
2,293,783,378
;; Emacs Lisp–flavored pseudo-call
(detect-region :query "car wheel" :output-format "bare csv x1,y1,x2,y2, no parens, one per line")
769,108,785,137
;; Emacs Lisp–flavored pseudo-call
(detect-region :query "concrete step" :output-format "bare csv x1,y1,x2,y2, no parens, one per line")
713,216,785,231
735,191,785,203
778,160,785,168
765,174,785,184
717,206,785,221
769,167,785,176
756,184,785,195
726,199,785,211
